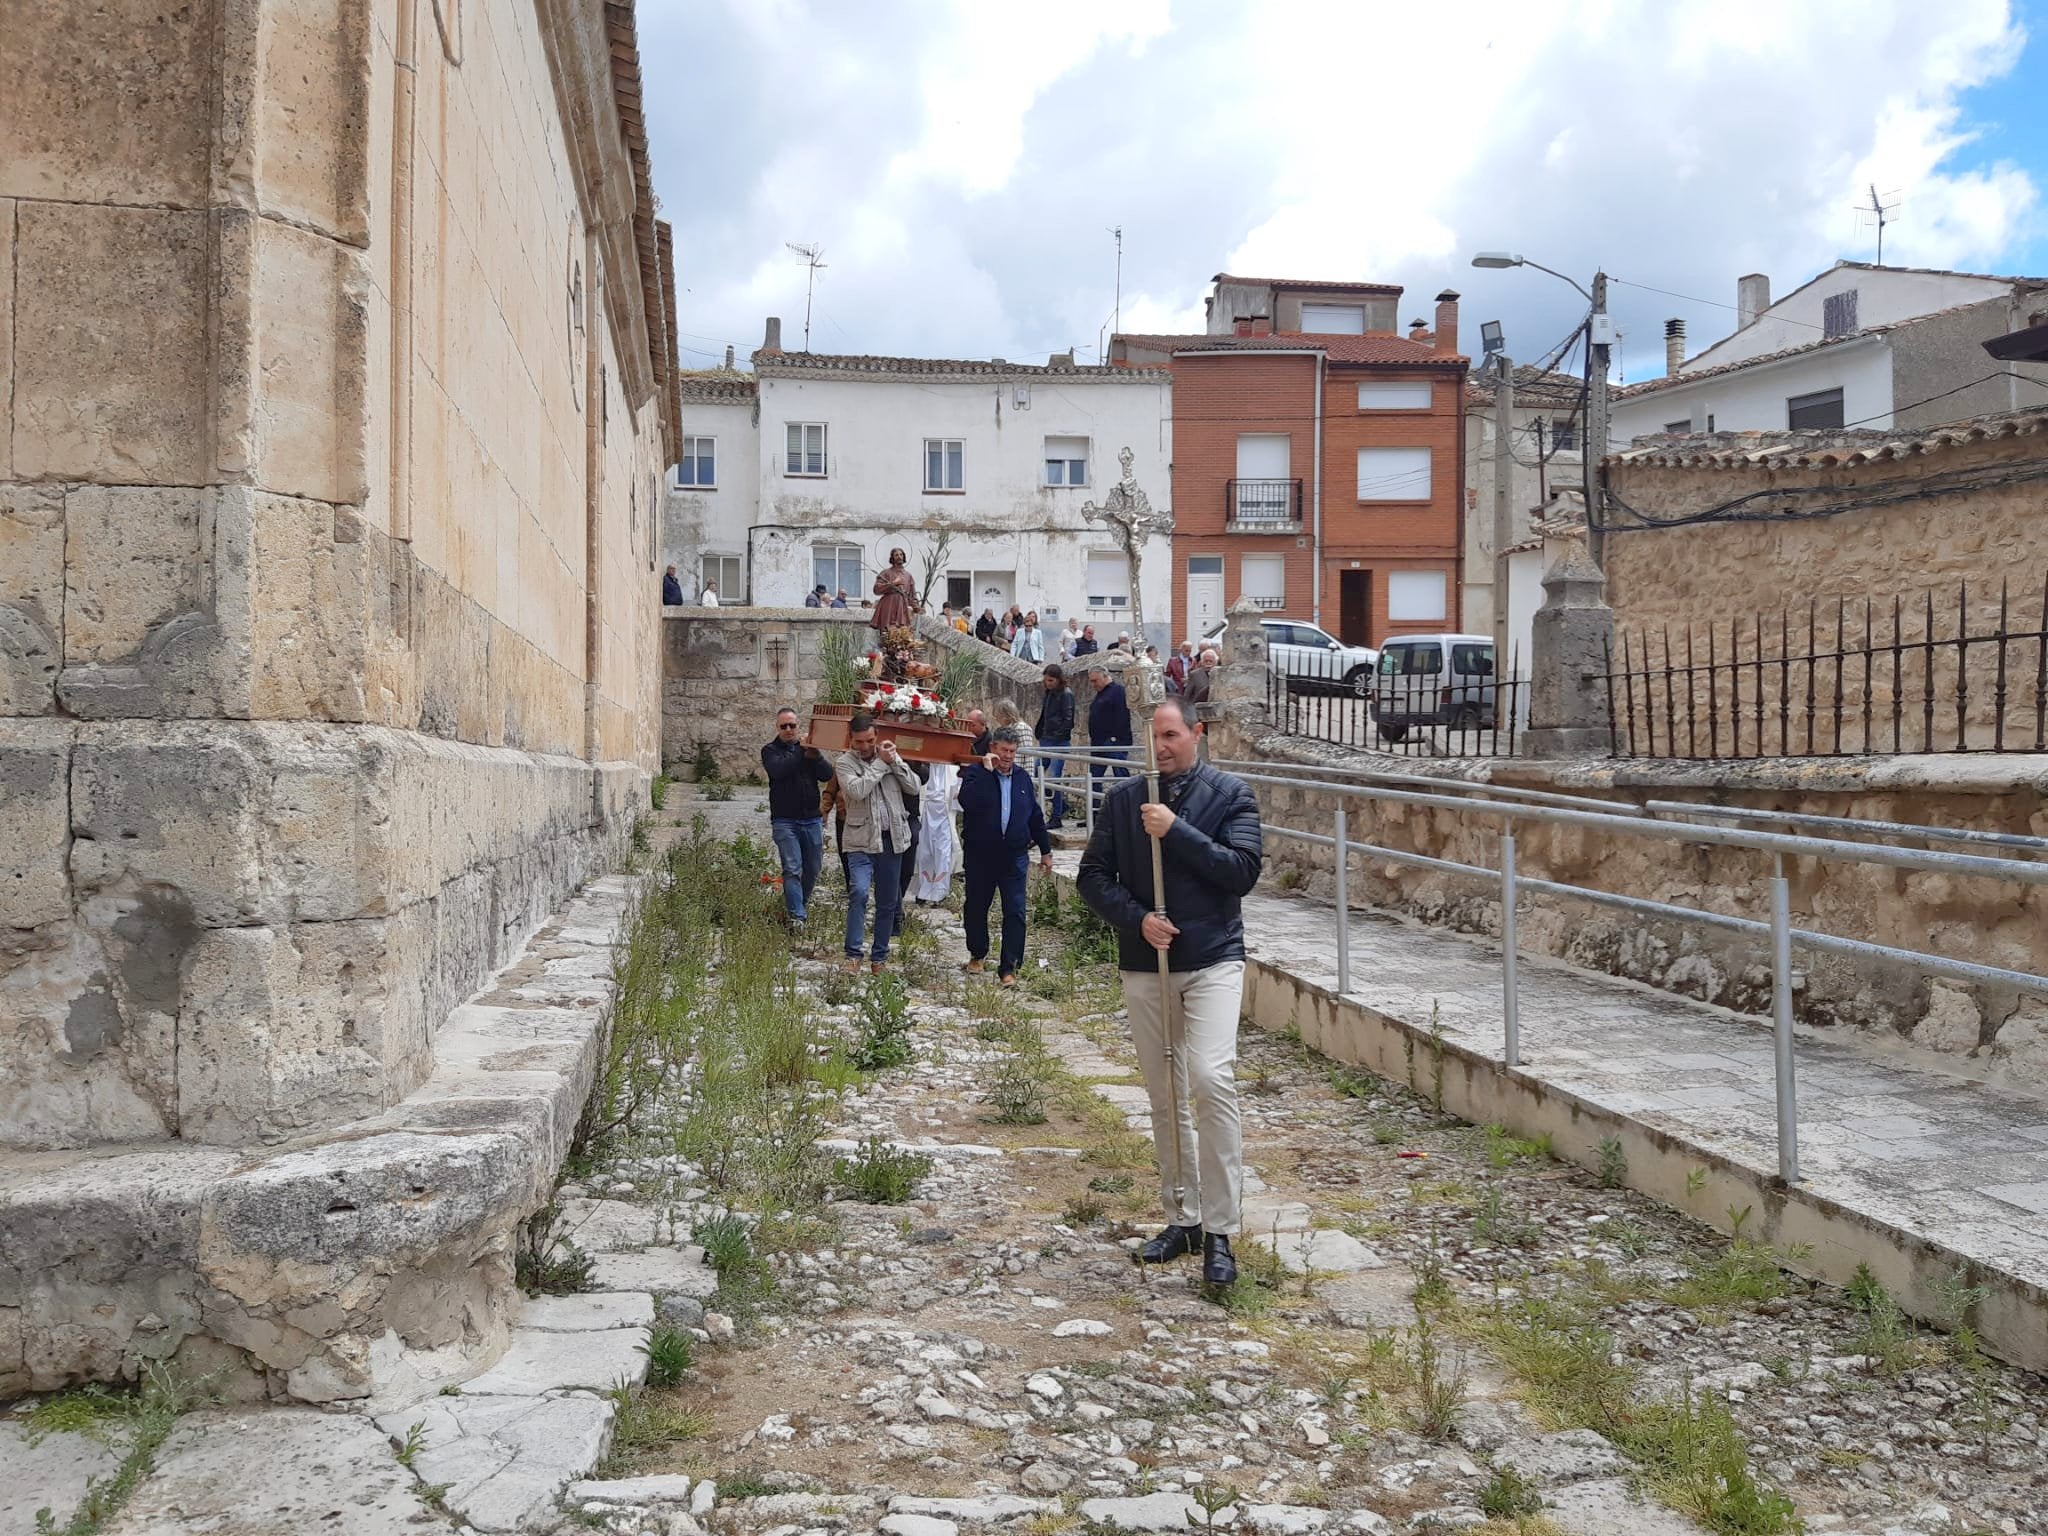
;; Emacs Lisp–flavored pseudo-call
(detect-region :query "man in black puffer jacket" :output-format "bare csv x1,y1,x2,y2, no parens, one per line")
1077,696,1263,1286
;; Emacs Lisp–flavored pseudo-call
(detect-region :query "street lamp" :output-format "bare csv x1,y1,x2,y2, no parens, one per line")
1469,251,1609,561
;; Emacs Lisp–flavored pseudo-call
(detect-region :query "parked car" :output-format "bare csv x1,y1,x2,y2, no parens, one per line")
1369,634,1499,741
1203,617,1379,697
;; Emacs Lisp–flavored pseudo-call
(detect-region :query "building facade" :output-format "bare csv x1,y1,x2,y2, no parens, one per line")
662,326,1176,650
1114,276,1468,648
1,0,679,1397
1462,364,1585,639
1612,262,2048,444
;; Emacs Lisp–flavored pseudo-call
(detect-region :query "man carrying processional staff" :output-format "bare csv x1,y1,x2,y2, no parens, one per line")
1078,659,1263,1288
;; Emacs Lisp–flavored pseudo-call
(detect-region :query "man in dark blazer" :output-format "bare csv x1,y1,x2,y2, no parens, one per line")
957,726,1054,984
1086,664,1133,809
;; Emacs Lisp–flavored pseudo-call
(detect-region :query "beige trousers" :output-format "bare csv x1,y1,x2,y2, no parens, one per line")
1122,960,1246,1235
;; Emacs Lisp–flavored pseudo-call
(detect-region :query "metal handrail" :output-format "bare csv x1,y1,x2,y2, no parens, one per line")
1025,741,2048,1186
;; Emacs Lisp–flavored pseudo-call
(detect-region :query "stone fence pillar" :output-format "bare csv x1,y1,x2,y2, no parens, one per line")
1524,535,1617,758
1211,597,1270,718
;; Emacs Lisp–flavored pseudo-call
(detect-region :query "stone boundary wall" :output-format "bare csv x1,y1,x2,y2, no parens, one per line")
1211,706,2048,1079
661,608,869,776
662,610,1122,777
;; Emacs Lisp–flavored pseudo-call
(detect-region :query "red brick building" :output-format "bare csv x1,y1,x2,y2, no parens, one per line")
1113,276,1467,648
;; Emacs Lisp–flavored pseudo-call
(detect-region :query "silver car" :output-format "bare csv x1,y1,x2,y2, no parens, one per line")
1370,634,1499,741
1204,618,1379,697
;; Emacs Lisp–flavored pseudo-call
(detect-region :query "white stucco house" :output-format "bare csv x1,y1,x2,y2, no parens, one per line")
1611,261,2048,445
662,320,1175,651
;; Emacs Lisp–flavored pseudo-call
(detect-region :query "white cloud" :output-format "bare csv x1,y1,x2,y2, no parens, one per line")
642,0,2039,369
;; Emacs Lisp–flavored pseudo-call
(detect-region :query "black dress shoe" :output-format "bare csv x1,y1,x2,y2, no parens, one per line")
1202,1233,1238,1286
1139,1224,1203,1264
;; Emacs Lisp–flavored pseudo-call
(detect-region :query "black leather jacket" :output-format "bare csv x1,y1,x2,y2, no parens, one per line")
1077,761,1263,973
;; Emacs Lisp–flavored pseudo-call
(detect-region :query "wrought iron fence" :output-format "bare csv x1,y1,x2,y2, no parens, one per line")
1265,642,1529,758
1225,478,1303,528
1603,577,2048,758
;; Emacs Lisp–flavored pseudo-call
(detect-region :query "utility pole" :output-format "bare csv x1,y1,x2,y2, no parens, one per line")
1585,271,1611,566
1109,225,1123,336
1491,353,1515,666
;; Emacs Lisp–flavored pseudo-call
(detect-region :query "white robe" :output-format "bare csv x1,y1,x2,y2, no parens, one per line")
912,764,958,902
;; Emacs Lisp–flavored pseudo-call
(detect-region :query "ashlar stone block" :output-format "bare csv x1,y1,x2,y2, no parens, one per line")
12,203,210,484
0,1,214,207
0,482,64,713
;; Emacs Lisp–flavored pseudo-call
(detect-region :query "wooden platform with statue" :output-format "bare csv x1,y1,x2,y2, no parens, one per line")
805,623,983,765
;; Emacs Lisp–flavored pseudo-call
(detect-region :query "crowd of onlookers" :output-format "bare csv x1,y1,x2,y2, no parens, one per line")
660,566,1222,699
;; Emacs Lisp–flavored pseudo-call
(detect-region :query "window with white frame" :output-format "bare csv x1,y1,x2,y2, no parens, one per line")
1044,435,1088,486
700,554,744,602
812,543,862,601
1240,554,1286,611
1387,570,1447,622
677,436,716,488
1356,380,1433,410
1356,446,1431,501
785,422,827,476
1085,552,1130,611
923,437,964,491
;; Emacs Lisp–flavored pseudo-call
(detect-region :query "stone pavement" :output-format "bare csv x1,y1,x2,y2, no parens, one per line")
1052,847,2048,1352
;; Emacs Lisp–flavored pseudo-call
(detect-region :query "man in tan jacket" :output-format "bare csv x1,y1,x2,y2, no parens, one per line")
834,712,925,974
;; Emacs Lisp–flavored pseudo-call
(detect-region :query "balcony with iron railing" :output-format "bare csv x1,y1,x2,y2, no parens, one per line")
1225,478,1303,533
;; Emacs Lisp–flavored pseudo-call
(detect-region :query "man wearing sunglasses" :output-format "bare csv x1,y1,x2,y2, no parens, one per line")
762,706,834,926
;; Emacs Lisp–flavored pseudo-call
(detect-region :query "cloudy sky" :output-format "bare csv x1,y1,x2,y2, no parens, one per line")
641,0,2045,382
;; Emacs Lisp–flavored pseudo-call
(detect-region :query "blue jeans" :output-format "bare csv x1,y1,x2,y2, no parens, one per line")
1039,738,1070,825
1090,747,1130,812
963,847,1030,977
844,833,902,963
770,817,824,923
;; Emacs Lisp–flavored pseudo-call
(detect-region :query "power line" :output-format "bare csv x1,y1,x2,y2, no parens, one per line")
1841,369,2044,429
1608,276,1830,333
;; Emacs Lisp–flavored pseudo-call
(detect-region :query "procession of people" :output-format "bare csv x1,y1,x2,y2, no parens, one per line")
752,617,1264,1290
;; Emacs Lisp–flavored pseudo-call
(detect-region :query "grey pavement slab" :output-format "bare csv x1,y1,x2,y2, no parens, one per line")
2,1422,121,1535
100,1408,452,1535
461,1324,650,1396
1049,852,2048,1324
375,1392,614,1533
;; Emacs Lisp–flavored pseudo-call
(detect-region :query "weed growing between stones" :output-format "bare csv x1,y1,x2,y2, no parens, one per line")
600,1382,713,1477
31,1362,215,1536
691,739,719,781
1596,1135,1628,1188
640,1324,695,1388
1477,1462,1543,1518
1407,1309,1468,1439
650,772,670,810
850,974,915,1070
515,1201,596,1295
701,777,736,802
830,1136,935,1204
716,1468,778,1499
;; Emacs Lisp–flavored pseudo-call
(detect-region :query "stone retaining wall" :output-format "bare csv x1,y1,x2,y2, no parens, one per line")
1212,709,2048,1079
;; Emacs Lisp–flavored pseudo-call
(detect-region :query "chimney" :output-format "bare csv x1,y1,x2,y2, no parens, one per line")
762,316,783,353
1433,289,1459,354
1048,350,1074,367
1407,317,1429,341
1234,317,1253,337
1249,315,1272,337
1663,318,1685,377
1736,274,1770,329
724,345,735,369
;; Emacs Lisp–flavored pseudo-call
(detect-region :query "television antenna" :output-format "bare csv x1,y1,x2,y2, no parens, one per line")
786,242,826,350
1855,185,1901,267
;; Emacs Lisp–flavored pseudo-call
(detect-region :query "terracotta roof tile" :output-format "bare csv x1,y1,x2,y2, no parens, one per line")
1607,406,2048,470
1116,332,1465,367
677,371,756,403
1212,272,1404,294
753,351,1170,381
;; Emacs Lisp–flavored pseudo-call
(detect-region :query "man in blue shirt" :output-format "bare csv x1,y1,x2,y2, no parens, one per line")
957,727,1053,984
761,707,834,926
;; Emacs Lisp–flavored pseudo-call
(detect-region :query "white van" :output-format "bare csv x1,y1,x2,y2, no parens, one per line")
1369,634,1499,742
